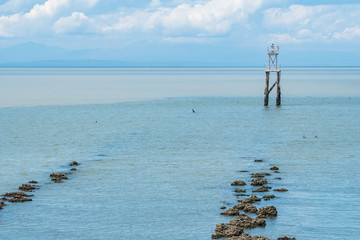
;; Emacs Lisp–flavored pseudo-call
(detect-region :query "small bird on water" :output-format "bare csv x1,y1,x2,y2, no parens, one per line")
192,109,196,113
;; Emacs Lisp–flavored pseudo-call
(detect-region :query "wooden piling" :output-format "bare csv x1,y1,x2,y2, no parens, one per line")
264,71,269,106
276,71,281,106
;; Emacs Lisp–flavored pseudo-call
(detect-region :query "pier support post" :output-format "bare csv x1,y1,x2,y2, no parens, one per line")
276,71,281,106
264,71,269,106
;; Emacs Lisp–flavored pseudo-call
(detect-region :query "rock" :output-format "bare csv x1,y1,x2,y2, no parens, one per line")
235,189,246,193
229,234,270,240
274,188,288,192
28,180,38,184
238,170,249,173
221,207,240,216
274,170,280,173
278,236,296,240
1,197,8,201
251,178,268,186
18,184,38,192
69,161,79,166
239,196,261,204
270,166,279,171
50,172,68,183
257,206,277,218
229,214,266,229
231,180,247,186
211,223,244,239
8,196,32,203
254,159,263,162
236,194,250,197
263,172,271,176
220,206,226,210
70,168,77,171
233,203,258,213
275,177,282,180
263,195,275,201
3,192,33,198
0,201,6,209
251,173,265,178
252,186,269,192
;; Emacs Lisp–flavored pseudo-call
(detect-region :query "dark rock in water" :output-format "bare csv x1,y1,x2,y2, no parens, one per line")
211,223,244,239
50,172,69,183
233,203,258,213
238,170,249,173
254,159,263,162
239,196,261,204
270,166,279,171
274,188,288,192
28,180,38,184
235,189,246,193
220,206,226,210
229,214,266,229
278,236,296,240
251,178,268,186
70,168,77,171
275,177,282,180
263,195,275,201
3,192,33,198
0,201,6,209
8,196,32,203
263,172,271,176
257,206,277,218
228,234,270,240
231,180,247,186
70,161,79,166
251,173,265,178
221,207,240,216
236,194,250,197
274,170,280,173
18,184,38,192
253,186,269,192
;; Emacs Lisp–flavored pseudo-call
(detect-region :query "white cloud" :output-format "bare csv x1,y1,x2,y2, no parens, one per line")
54,12,93,34
263,4,360,43
333,26,360,40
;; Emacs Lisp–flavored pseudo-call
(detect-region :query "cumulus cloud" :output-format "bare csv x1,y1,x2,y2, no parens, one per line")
263,4,360,43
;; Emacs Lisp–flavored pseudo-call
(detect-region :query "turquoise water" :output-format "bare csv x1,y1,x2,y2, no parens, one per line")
0,68,360,239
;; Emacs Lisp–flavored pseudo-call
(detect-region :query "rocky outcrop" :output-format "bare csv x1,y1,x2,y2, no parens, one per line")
270,166,279,171
18,184,38,192
235,189,246,193
229,214,266,229
277,236,296,240
252,186,269,192
239,196,261,204
221,208,240,216
257,206,277,218
251,178,268,186
69,161,79,166
212,223,244,239
231,180,247,186
28,180,38,184
233,203,258,213
50,173,68,183
229,236,270,240
3,192,33,203
263,195,275,201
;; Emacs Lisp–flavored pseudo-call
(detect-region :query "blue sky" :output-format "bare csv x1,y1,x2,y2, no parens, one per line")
0,0,360,66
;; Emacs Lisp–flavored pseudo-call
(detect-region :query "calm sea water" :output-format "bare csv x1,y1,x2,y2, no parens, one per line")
0,68,360,239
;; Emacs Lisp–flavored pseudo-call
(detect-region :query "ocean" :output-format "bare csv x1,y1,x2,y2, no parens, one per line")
0,68,359,239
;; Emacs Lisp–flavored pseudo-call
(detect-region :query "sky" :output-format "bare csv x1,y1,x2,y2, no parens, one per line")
0,0,360,66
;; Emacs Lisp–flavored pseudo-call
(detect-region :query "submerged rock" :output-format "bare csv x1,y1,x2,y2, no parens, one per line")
69,161,79,166
252,186,269,192
18,184,38,192
257,206,277,218
275,177,282,180
70,168,77,171
231,180,247,186
238,170,249,173
270,166,279,171
28,180,38,184
254,159,263,162
8,196,32,203
251,178,268,186
0,201,6,209
235,194,250,197
251,173,265,178
50,173,68,183
3,192,33,198
278,236,296,240
274,188,288,192
220,206,226,210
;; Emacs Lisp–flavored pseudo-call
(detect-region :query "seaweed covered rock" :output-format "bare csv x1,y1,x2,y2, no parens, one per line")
257,206,277,218
28,180,38,184
18,184,38,192
233,203,258,213
270,166,279,171
231,180,247,186
50,173,68,183
251,178,268,186
235,189,246,193
252,186,269,192
239,196,261,204
8,196,32,203
3,192,33,198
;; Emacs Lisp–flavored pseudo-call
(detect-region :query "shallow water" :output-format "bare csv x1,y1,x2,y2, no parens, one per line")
0,68,360,239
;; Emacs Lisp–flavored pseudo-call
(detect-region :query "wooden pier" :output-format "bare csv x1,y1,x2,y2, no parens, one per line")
264,44,281,106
